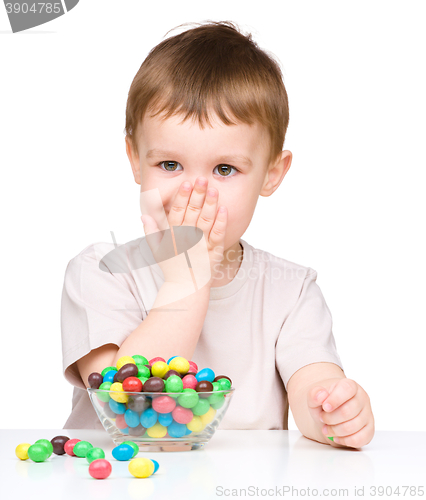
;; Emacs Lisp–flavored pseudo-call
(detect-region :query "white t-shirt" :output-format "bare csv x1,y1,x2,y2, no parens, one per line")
61,237,344,430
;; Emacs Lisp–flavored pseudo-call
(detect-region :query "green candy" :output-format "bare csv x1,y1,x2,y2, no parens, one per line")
192,398,210,416
73,441,93,458
97,381,112,402
217,378,231,391
132,355,148,366
137,365,150,379
210,397,225,410
138,376,149,385
35,439,53,458
28,443,49,462
86,447,105,463
122,441,139,458
165,375,183,393
177,388,199,408
212,382,221,391
101,366,117,377
208,392,225,406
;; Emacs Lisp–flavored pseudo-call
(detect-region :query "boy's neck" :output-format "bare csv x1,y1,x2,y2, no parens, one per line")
210,241,244,288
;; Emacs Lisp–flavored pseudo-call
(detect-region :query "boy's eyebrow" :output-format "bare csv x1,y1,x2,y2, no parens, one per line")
146,149,253,167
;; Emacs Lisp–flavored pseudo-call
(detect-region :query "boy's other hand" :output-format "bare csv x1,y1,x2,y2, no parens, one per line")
307,378,375,449
141,177,227,286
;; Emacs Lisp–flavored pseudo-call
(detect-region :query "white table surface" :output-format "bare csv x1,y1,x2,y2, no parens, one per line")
1,429,425,499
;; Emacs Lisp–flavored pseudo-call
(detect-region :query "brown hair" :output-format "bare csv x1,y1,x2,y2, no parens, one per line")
124,20,290,168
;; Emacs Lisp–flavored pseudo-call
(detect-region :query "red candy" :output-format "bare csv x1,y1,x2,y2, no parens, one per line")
64,438,81,456
89,459,112,479
149,356,166,365
172,406,193,424
188,361,198,373
152,395,177,413
122,376,143,392
115,413,127,429
182,374,197,390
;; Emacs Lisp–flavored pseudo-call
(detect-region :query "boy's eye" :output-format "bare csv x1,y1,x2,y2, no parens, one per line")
158,161,238,177
158,161,182,172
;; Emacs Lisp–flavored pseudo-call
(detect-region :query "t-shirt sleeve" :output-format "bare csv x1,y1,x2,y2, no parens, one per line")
275,268,344,392
61,244,143,390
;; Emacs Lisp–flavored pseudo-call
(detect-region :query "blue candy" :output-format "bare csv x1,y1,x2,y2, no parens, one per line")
109,399,126,415
195,367,215,383
151,459,159,474
167,421,187,438
140,408,158,428
167,355,178,364
124,409,140,428
158,412,173,427
112,444,133,461
103,369,117,384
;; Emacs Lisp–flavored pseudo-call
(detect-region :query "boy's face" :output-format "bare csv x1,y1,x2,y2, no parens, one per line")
126,110,292,253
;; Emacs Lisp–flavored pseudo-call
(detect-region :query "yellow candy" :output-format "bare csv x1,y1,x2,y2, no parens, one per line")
15,443,31,460
168,356,190,375
200,406,216,426
186,415,205,432
116,356,136,371
109,382,128,403
151,361,169,378
128,458,155,478
146,422,167,438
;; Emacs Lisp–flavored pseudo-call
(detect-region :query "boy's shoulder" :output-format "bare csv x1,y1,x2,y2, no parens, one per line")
247,240,316,280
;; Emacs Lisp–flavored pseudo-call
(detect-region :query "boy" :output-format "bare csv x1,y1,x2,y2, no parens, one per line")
61,21,374,448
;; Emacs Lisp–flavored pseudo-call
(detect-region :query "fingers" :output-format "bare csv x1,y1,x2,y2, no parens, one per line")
323,417,375,449
321,378,358,413
307,386,330,410
321,404,365,439
181,177,209,227
167,181,194,227
319,394,362,426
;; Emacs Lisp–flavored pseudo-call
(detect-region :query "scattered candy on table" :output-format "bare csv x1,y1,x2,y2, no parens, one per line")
14,434,159,480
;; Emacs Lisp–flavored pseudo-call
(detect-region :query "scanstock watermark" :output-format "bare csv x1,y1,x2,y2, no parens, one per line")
3,1,79,33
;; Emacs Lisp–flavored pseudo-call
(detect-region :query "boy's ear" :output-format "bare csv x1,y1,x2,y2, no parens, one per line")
260,150,292,197
125,136,141,185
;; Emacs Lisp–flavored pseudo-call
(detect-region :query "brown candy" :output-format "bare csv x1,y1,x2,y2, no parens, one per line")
129,424,147,436
185,372,197,377
88,372,103,389
51,435,70,455
163,369,182,380
127,394,150,412
214,375,232,385
195,380,214,398
142,376,164,393
113,363,139,383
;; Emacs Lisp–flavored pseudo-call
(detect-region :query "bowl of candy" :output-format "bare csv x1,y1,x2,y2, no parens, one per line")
87,354,235,452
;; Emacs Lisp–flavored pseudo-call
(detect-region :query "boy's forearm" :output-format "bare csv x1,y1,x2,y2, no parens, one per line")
291,376,346,445
112,281,211,365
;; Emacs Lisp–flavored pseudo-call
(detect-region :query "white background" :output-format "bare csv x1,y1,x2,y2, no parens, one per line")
1,1,425,433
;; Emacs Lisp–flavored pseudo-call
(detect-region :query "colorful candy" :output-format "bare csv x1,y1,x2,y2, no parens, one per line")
73,440,94,458
28,443,50,462
88,354,233,440
15,443,31,460
89,459,112,479
86,447,105,463
64,438,81,456
128,457,155,478
112,443,134,461
51,435,70,455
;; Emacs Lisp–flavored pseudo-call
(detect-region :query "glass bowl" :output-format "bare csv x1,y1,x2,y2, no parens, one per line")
87,387,235,452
